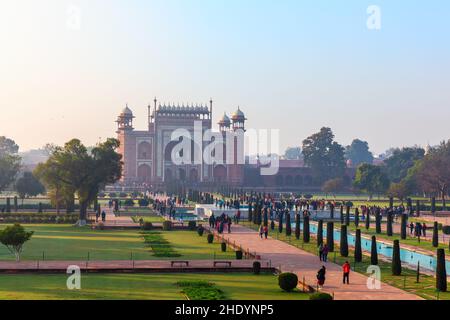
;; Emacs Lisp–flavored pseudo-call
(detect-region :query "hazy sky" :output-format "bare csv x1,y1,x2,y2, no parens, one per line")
1,0,449,155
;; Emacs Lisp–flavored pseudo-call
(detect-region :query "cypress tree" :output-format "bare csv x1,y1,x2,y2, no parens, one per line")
317,220,323,247
401,214,407,240
387,213,393,236
431,197,436,215
365,208,370,230
295,214,301,240
392,239,402,276
345,206,350,226
38,202,43,213
13,196,18,212
278,213,283,233
263,210,268,227
370,236,378,265
354,229,362,263
330,204,335,219
389,197,394,209
248,203,253,222
256,207,262,225
375,209,382,234
416,200,420,217
340,205,344,224
6,198,11,213
326,222,334,252
286,213,292,236
432,221,439,248
354,208,359,227
303,215,310,243
436,249,447,292
340,225,349,257
270,219,275,230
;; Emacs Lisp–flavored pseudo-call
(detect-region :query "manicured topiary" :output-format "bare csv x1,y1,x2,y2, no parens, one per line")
270,220,275,231
197,226,204,236
309,292,333,300
221,242,227,252
401,214,407,240
142,222,153,231
354,229,362,263
442,226,450,235
6,198,11,213
436,249,447,292
278,213,283,233
162,220,172,231
278,272,298,292
345,206,350,226
303,215,310,243
285,213,291,237
387,213,393,236
339,206,344,224
326,222,334,252
433,222,439,247
317,220,323,247
124,199,134,207
13,196,18,212
365,209,370,230
207,233,214,244
248,204,253,222
392,239,402,276
330,204,335,219
295,214,301,240
253,261,261,275
138,198,149,207
371,236,378,265
188,221,197,231
375,210,382,234
431,197,436,214
354,208,359,227
340,225,348,257
236,250,243,260
416,200,420,217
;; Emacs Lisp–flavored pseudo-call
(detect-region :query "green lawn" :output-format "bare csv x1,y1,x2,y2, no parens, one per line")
0,224,234,261
241,220,450,300
0,273,310,300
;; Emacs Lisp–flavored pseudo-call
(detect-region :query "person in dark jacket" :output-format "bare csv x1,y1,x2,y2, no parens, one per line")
317,266,326,289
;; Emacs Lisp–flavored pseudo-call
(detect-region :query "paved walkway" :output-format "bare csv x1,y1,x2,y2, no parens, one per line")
98,207,140,228
0,259,270,273
210,224,421,300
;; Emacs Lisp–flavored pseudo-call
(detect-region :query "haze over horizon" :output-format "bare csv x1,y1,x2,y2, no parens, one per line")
1,0,449,155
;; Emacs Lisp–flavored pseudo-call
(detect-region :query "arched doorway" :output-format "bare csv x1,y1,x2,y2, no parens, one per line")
285,175,293,186
178,168,186,181
137,164,151,183
165,168,173,182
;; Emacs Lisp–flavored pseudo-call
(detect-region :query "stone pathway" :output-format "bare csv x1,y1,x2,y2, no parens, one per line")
209,224,421,300
98,207,140,228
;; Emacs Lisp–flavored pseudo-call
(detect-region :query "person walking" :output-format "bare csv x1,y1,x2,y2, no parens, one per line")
422,223,427,237
316,266,326,289
259,225,264,239
318,243,324,261
101,210,106,222
322,244,329,262
263,225,268,239
409,222,414,235
227,216,232,234
342,261,351,284
95,210,100,223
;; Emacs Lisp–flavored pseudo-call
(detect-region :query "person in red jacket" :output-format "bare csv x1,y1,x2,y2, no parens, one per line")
343,261,351,284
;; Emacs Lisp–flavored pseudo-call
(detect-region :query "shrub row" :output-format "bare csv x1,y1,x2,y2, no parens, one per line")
0,215,78,224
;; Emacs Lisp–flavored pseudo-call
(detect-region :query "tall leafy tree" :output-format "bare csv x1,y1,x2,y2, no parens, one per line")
34,138,122,224
15,172,45,204
414,141,450,209
345,139,374,166
353,164,390,198
0,136,21,192
302,127,346,184
384,147,425,183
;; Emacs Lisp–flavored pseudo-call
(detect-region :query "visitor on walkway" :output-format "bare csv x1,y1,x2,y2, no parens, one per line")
343,261,351,284
409,222,414,235
101,210,106,222
259,225,264,239
236,210,241,224
95,210,100,223
227,216,232,233
263,225,268,239
316,266,326,289
422,223,427,237
322,244,329,262
318,243,324,261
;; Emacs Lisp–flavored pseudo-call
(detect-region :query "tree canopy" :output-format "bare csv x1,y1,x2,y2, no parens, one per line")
384,147,425,183
0,136,21,192
15,172,46,200
0,224,33,261
353,163,390,198
284,147,302,160
34,138,123,223
345,139,373,166
302,127,346,184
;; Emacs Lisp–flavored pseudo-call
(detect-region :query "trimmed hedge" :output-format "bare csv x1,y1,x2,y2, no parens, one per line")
253,261,261,275
309,292,333,300
162,220,172,231
207,233,214,244
278,272,298,292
